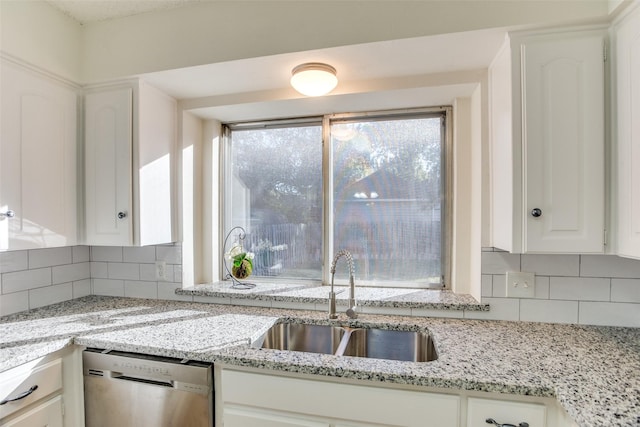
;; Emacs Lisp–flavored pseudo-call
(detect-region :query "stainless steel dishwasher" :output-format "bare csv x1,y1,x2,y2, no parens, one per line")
83,348,213,427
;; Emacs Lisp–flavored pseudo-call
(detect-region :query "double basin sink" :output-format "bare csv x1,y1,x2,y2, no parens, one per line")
253,322,437,363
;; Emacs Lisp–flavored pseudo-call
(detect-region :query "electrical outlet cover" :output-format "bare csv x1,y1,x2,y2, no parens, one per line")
505,271,536,298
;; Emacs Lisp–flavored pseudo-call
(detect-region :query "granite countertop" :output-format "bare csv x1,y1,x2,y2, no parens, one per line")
178,282,489,311
1,296,638,427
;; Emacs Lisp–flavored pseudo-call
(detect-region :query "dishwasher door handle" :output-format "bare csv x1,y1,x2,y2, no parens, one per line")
111,373,174,388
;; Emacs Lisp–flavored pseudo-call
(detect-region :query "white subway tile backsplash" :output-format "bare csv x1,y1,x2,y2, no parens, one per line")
611,279,640,303
481,275,492,297
580,255,640,278
2,267,51,293
481,252,520,274
480,250,640,327
123,247,156,263
579,302,640,327
29,282,73,309
465,297,520,321
107,263,140,280
92,279,124,297
0,251,28,273
492,275,507,297
52,262,90,285
139,264,157,281
549,277,610,302
521,254,580,277
91,246,123,262
28,247,72,269
156,245,181,264
158,282,193,302
90,262,108,279
124,281,158,299
73,279,91,299
0,292,29,316
534,276,550,299
520,299,579,324
72,246,90,263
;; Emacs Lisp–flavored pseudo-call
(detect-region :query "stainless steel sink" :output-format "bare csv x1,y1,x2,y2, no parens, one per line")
341,328,436,362
257,323,345,355
254,322,437,362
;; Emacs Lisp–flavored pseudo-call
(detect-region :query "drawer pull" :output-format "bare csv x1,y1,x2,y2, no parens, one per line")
486,418,529,427
0,385,38,405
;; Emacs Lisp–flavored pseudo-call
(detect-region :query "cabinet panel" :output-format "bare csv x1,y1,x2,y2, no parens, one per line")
221,369,460,427
467,397,546,427
224,406,330,427
0,395,63,427
84,88,133,246
0,358,62,420
615,5,640,259
0,59,77,250
522,34,605,253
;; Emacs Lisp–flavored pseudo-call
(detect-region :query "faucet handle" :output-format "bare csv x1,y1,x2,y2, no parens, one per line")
346,301,358,319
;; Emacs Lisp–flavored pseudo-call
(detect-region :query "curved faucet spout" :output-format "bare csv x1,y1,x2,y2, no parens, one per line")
329,250,357,319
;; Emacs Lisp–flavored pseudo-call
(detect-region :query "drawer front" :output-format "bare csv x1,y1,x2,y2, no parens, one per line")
0,359,62,420
467,397,547,427
0,395,63,427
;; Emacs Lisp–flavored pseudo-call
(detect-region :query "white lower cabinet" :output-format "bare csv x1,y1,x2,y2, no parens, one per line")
219,368,460,427
0,346,84,427
225,406,330,427
467,397,546,427
0,396,63,427
218,367,575,427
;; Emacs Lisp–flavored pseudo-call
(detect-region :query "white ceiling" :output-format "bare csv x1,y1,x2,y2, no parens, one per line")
45,0,206,24
45,0,508,122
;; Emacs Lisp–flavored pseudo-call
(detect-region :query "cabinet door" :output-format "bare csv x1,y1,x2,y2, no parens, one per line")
615,6,640,259
224,406,330,427
0,395,63,427
522,33,605,253
467,397,546,427
85,88,133,246
0,59,78,250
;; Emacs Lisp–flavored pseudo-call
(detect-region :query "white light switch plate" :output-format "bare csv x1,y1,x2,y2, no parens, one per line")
506,271,535,298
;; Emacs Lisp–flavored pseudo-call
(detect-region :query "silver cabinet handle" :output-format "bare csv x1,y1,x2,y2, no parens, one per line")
0,210,15,219
117,211,127,220
486,418,529,427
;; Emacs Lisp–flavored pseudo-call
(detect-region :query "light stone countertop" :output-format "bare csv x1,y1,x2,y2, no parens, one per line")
0,296,638,427
178,282,488,310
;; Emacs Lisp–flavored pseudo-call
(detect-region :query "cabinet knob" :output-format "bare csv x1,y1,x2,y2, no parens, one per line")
0,210,15,219
486,418,529,427
117,211,127,220
531,208,542,218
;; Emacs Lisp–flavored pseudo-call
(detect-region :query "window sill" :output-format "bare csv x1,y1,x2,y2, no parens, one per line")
177,282,487,316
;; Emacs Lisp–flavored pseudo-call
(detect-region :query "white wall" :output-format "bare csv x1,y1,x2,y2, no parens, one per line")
0,1,81,82
180,112,204,287
78,1,609,83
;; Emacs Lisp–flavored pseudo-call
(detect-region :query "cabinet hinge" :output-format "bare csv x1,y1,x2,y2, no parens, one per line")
603,42,608,62
604,229,608,246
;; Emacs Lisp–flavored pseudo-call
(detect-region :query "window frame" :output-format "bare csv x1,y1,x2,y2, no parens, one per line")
220,106,452,289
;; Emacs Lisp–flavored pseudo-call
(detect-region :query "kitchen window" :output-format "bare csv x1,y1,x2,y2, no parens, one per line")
222,107,451,288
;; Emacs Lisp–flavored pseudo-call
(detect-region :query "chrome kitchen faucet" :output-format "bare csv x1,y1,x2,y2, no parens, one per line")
329,250,357,319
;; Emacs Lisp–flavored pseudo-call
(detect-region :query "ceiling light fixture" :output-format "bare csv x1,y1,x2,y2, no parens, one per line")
290,62,338,97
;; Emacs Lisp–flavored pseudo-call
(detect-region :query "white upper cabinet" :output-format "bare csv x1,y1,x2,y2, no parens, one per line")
84,81,177,246
613,4,640,260
490,26,606,254
0,58,78,250
85,88,133,246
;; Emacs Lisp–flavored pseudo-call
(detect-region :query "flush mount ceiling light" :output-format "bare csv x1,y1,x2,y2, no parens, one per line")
290,62,338,97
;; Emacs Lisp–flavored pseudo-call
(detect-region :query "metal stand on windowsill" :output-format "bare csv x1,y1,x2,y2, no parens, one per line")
223,226,257,290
